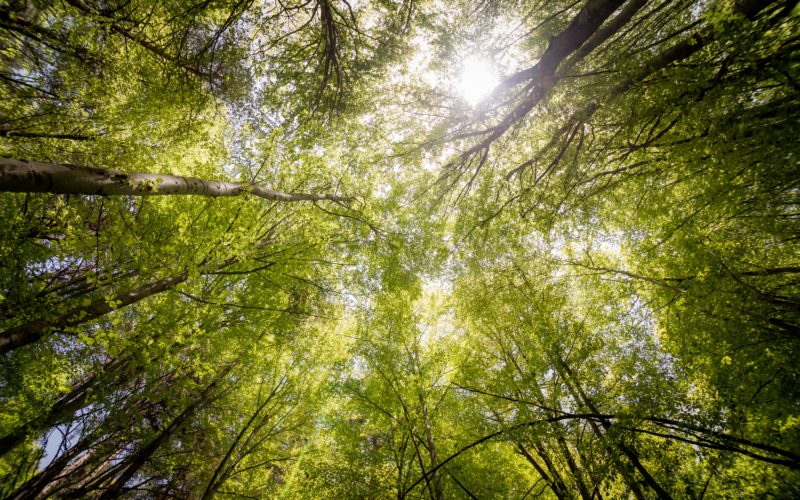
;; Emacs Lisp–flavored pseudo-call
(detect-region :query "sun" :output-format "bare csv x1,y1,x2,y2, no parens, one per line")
456,56,499,106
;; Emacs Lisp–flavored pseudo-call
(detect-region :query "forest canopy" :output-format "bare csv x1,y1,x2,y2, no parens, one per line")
0,0,799,497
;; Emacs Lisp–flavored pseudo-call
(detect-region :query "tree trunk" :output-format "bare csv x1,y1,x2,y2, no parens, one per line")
517,442,569,499
0,356,131,459
0,272,187,353
465,0,627,158
9,424,108,500
0,371,96,458
94,363,235,499
419,397,443,500
506,347,594,499
0,241,275,353
556,358,672,500
498,0,627,89
503,0,782,180
201,376,285,499
0,130,92,141
62,0,210,80
517,443,561,499
530,384,594,499
0,158,350,202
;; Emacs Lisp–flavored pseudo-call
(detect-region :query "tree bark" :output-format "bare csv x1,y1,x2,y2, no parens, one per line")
462,0,626,159
419,396,443,500
0,238,276,353
0,272,187,353
529,377,594,498
9,422,109,500
497,0,627,89
505,0,783,180
0,130,92,141
0,370,96,458
94,363,235,499
0,158,350,202
563,0,649,71
555,358,672,500
505,347,594,499
201,376,285,499
517,442,567,499
62,0,210,80
0,356,131,459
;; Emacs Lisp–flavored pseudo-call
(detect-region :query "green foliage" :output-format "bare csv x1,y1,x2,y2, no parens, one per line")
0,0,798,497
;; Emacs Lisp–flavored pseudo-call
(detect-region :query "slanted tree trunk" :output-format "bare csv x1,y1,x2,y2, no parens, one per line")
463,0,627,158
0,371,96,458
419,396,443,500
505,0,781,180
0,356,132,459
9,422,110,500
0,272,187,353
517,442,570,499
0,130,92,141
92,363,235,499
497,0,627,90
201,377,285,499
0,239,276,353
555,358,672,500
6,371,175,498
0,158,350,202
524,372,594,499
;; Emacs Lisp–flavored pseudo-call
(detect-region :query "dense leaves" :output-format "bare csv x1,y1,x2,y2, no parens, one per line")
0,0,798,497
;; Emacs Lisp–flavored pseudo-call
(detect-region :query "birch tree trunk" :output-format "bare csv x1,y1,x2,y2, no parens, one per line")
0,158,350,202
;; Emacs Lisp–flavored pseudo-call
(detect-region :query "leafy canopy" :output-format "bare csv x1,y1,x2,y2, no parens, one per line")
0,0,798,497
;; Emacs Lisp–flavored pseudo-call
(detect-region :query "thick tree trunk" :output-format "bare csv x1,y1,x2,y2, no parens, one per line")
0,130,92,141
563,0,649,71
499,0,782,180
0,158,350,202
463,0,626,157
498,0,627,89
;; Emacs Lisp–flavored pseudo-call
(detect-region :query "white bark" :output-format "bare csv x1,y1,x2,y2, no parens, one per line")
0,158,350,202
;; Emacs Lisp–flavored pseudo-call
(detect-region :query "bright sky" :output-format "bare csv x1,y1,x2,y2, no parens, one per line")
456,56,499,106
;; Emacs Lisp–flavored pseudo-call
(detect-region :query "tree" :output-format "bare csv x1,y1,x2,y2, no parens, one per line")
1,0,798,496
0,158,350,201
